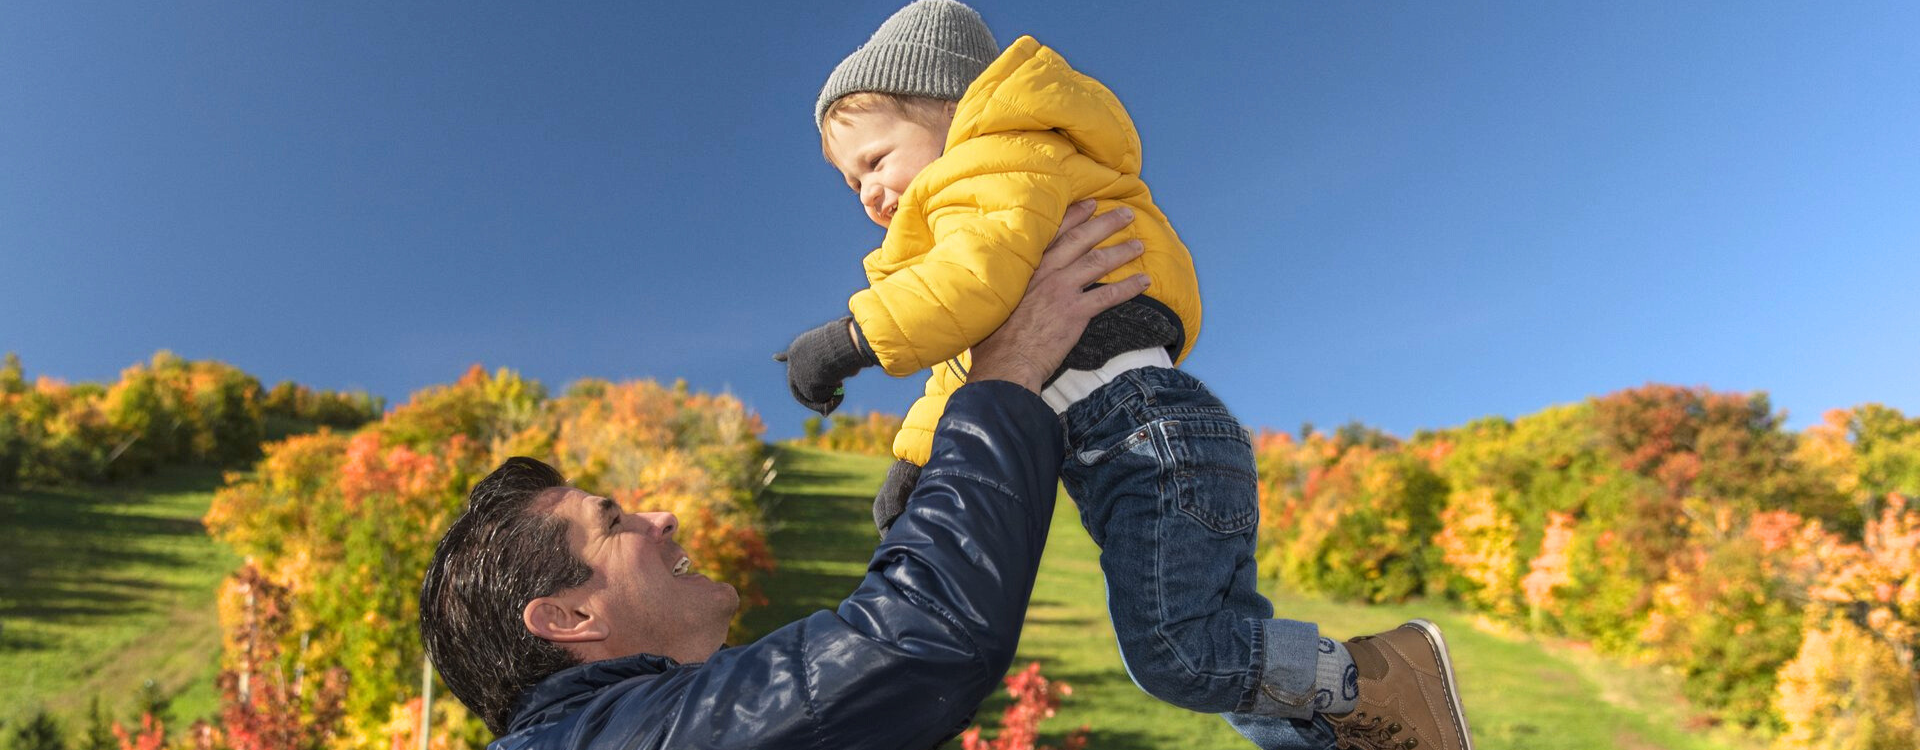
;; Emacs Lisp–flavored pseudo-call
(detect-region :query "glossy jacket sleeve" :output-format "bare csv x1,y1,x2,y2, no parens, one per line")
595,381,1062,750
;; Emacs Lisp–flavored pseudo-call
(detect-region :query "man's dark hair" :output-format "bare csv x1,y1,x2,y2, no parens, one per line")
420,457,593,735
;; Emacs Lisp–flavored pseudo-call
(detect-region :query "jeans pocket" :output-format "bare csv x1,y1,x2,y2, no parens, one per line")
1163,419,1259,535
1072,424,1155,468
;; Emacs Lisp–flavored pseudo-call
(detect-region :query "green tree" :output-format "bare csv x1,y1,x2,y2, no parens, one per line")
5,710,64,750
0,353,24,395
81,698,115,750
134,680,173,732
1279,447,1446,603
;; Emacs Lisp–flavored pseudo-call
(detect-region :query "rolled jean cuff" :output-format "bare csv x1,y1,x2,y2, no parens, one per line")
1248,617,1322,719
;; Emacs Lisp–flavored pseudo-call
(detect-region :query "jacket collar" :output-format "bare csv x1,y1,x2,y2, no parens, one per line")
507,652,681,733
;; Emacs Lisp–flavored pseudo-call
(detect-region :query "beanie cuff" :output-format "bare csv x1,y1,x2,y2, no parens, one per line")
815,0,1000,129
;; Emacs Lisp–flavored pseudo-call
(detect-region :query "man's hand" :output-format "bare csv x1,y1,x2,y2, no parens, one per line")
775,317,876,415
970,201,1148,392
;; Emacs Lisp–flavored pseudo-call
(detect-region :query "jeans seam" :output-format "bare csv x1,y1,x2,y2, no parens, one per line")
1148,420,1245,690
1239,618,1266,714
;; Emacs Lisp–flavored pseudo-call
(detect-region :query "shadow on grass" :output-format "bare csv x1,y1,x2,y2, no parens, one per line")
764,465,871,493
739,446,885,640
0,467,225,638
1022,613,1098,628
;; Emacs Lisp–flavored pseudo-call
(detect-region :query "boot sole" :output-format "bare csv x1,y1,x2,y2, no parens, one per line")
1405,619,1474,750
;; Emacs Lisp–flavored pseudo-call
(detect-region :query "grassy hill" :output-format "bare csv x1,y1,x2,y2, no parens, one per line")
0,467,237,729
746,445,1768,750
1,442,1772,750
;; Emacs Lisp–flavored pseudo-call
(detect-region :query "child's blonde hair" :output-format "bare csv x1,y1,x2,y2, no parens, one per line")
819,92,957,162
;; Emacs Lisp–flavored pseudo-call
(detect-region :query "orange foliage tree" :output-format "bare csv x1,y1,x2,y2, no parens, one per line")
206,366,770,749
1795,494,1920,738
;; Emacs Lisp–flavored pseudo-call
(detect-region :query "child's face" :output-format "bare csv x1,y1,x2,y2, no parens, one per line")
823,109,948,229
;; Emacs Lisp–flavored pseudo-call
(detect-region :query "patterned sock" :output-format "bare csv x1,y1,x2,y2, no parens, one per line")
1311,637,1359,714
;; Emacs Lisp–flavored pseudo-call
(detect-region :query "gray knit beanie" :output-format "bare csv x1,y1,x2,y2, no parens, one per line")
815,0,1000,130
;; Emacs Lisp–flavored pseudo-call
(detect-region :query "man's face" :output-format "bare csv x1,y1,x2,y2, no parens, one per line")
543,488,739,663
824,107,949,229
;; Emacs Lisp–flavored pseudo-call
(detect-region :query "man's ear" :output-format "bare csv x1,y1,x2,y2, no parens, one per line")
524,596,610,644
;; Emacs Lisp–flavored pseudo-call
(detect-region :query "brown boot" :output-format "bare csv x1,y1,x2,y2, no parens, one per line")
1325,619,1473,750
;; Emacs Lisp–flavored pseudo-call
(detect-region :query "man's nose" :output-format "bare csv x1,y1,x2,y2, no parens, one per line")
861,182,884,212
639,511,678,539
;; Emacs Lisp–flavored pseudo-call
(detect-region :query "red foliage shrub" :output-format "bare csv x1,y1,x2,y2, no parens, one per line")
960,663,1089,750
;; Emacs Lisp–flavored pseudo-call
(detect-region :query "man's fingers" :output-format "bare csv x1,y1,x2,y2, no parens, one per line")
1080,273,1151,314
1041,206,1133,272
1050,199,1098,244
1059,239,1143,291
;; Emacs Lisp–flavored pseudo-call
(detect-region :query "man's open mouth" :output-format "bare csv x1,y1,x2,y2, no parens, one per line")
672,556,692,576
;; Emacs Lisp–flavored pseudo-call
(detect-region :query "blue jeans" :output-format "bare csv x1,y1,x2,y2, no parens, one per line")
1059,367,1334,750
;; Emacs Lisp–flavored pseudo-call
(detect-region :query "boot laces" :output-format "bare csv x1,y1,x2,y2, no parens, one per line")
1329,711,1419,750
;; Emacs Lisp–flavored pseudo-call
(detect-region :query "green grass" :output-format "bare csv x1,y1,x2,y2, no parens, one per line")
747,444,1768,750
740,445,894,638
0,466,239,729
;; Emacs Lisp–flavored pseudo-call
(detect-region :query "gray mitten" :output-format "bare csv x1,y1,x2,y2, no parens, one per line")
774,317,878,415
873,459,922,536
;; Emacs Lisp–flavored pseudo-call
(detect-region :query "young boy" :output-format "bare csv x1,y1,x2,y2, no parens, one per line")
776,3,1474,749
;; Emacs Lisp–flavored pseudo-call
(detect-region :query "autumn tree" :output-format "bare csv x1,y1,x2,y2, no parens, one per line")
1775,613,1918,750
206,366,771,748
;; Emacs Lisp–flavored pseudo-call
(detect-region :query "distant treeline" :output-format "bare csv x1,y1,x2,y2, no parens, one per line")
1255,384,1919,744
0,351,383,488
795,411,905,457
5,362,772,750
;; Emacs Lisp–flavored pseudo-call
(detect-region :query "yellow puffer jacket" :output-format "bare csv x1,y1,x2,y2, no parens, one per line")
848,35,1202,466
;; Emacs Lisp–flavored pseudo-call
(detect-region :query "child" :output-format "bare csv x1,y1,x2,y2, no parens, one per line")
776,3,1474,749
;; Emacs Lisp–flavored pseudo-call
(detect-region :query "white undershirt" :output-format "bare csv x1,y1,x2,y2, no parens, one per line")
1039,347,1174,414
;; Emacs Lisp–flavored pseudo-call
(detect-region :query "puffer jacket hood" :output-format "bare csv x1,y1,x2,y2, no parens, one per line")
947,36,1141,177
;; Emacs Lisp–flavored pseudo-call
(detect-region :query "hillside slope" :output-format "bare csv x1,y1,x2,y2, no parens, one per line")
745,445,1765,750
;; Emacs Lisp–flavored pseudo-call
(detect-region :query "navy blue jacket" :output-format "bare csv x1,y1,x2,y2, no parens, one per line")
491,381,1062,750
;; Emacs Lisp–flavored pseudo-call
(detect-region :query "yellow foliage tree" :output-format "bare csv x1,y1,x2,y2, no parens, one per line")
1775,614,1918,750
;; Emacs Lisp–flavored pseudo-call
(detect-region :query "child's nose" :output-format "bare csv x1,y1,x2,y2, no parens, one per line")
860,184,890,226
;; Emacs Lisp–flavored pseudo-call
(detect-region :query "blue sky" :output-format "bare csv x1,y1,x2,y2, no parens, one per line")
3,1,1916,439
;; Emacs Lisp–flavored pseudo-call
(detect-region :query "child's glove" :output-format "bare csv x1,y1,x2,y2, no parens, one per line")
774,317,877,415
872,459,921,536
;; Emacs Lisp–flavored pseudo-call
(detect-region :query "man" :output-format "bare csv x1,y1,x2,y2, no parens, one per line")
417,203,1336,749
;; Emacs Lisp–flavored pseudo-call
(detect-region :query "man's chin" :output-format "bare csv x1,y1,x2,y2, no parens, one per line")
693,576,740,609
